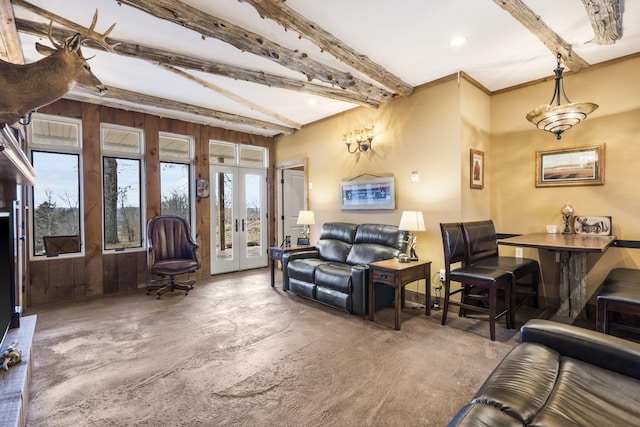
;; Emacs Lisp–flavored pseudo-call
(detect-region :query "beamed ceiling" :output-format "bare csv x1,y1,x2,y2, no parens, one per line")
0,0,638,137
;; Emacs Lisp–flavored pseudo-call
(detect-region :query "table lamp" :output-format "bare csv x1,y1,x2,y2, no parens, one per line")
398,211,426,261
296,210,315,240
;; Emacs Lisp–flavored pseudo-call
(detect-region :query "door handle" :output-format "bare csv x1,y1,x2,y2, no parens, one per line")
242,219,245,231
235,219,238,232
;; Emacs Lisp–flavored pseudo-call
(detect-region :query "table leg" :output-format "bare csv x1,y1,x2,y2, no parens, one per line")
394,284,401,330
558,251,570,316
558,251,588,320
270,256,276,287
368,275,375,322
569,252,588,320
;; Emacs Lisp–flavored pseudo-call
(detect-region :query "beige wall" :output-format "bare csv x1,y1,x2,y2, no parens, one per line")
275,55,640,303
275,77,489,292
491,55,640,304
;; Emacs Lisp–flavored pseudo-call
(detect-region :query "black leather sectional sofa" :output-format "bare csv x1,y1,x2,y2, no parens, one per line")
282,222,408,315
448,319,640,426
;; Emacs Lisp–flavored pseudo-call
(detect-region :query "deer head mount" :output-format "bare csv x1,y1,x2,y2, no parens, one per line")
0,10,118,125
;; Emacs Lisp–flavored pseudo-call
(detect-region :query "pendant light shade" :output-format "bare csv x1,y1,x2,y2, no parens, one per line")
526,54,598,140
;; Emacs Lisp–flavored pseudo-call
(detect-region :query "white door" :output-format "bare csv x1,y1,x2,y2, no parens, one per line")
281,169,306,244
210,165,267,274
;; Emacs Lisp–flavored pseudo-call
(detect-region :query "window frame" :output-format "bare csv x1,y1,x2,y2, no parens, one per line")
100,123,146,253
159,131,196,231
27,114,84,260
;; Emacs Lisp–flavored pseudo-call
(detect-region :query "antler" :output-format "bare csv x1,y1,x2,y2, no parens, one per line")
79,9,120,53
46,20,62,50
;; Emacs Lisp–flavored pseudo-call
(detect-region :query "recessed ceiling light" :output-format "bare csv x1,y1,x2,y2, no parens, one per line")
450,36,466,47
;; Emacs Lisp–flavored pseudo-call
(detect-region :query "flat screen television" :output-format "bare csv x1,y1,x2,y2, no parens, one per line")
0,214,13,348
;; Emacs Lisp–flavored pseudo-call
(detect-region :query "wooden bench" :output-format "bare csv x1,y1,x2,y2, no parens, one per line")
596,268,640,335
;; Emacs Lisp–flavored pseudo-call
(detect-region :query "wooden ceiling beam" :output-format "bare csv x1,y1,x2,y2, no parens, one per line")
0,0,23,63
493,0,590,72
117,0,394,103
581,0,622,45
67,86,295,135
14,16,381,109
239,0,414,96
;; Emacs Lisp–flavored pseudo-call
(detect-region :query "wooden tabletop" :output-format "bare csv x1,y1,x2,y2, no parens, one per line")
369,258,431,271
498,232,617,253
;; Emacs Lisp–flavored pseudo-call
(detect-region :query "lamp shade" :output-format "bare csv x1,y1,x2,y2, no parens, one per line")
296,210,315,225
398,211,425,232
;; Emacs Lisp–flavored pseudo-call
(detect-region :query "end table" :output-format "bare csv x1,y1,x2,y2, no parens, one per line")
368,258,431,330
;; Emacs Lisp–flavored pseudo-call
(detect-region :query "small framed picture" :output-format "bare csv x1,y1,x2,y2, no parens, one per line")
470,149,484,189
574,216,612,235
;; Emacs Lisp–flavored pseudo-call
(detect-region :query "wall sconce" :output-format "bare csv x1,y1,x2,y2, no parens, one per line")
526,54,598,140
398,210,426,261
343,125,374,153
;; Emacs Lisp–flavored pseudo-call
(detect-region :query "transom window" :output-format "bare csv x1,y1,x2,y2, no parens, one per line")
209,141,267,167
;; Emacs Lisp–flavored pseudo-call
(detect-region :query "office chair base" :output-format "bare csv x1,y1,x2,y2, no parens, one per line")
146,278,194,299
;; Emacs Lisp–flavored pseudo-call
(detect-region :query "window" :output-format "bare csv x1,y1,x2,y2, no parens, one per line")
28,115,83,257
159,132,193,222
101,124,144,251
209,141,267,167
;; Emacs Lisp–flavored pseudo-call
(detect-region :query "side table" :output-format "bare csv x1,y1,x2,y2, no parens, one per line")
269,245,314,287
368,258,431,330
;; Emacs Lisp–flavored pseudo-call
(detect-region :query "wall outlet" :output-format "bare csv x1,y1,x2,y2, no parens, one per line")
439,268,446,281
515,247,523,258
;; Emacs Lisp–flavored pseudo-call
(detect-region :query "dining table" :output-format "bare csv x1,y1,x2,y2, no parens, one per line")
498,232,617,320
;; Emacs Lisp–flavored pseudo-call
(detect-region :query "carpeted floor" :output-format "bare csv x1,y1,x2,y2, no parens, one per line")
25,268,547,426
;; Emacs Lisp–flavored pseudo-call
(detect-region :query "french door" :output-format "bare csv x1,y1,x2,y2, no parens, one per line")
210,165,267,274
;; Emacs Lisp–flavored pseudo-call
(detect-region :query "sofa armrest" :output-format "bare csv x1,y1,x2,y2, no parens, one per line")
282,250,320,291
520,319,640,380
350,264,369,315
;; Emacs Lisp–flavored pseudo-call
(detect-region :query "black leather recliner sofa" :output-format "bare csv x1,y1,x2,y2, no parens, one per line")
282,222,408,315
448,319,640,426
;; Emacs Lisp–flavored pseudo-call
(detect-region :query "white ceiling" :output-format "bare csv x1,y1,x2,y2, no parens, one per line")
11,0,640,136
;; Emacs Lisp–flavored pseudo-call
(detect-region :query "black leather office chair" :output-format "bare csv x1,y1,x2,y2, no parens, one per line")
440,222,512,340
146,215,200,299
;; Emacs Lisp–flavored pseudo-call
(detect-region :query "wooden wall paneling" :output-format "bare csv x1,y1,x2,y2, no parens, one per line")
145,114,161,221
102,254,118,294
72,257,86,299
114,109,136,127
27,261,48,306
83,103,104,296
137,250,147,289
48,258,74,303
116,251,138,291
196,124,210,278
39,98,82,119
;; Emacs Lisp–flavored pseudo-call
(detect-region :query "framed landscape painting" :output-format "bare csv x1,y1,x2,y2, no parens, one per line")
536,144,605,187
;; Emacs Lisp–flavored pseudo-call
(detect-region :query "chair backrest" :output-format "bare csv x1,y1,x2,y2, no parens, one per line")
147,215,198,263
315,222,358,263
440,222,466,270
461,220,499,264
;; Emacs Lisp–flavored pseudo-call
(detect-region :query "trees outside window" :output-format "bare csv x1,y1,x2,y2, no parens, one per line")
101,124,144,251
159,132,194,224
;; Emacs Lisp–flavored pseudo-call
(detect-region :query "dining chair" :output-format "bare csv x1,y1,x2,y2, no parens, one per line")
440,222,513,340
146,215,201,299
461,220,539,328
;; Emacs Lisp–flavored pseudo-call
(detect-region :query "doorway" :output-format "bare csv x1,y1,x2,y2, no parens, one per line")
210,165,268,274
276,158,308,246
